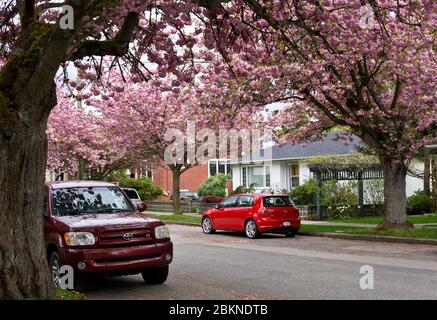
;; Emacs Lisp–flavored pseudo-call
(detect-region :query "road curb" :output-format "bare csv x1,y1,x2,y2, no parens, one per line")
163,221,437,245
299,232,437,246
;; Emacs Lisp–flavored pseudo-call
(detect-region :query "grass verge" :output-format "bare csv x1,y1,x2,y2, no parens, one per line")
300,224,437,239
51,288,85,300
155,214,201,224
333,214,437,225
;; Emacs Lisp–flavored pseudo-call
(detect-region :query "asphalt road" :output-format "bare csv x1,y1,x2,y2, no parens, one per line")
80,225,437,300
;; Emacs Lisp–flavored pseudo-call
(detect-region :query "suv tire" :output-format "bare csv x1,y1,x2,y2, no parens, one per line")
141,266,169,285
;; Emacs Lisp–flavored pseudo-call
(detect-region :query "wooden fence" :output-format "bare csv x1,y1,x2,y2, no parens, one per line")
144,201,383,221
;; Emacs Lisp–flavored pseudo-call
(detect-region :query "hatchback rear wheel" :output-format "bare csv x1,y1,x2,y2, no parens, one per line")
202,216,215,234
245,219,259,239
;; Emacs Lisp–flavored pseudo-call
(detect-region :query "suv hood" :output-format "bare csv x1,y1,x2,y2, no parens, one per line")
56,212,160,229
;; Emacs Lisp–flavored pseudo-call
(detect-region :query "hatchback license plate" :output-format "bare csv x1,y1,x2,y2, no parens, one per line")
283,221,291,227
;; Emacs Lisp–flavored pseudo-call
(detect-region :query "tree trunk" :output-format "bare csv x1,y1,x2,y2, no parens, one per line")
172,169,182,215
432,156,437,211
378,157,413,230
424,148,431,197
0,102,54,299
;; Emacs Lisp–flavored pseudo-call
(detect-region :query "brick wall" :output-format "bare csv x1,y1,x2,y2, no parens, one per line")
153,164,209,198
152,163,233,199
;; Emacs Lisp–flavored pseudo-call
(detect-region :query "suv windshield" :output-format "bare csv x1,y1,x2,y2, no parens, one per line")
52,186,134,216
263,196,295,207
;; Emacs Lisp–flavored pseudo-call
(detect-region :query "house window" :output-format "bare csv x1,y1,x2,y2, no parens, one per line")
289,164,300,188
241,165,270,188
265,165,271,187
141,170,153,180
208,159,232,177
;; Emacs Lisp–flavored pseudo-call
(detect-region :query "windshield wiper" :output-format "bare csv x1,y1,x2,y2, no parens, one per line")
94,208,128,213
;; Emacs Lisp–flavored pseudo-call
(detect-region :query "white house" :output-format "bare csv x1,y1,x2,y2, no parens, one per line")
230,133,425,198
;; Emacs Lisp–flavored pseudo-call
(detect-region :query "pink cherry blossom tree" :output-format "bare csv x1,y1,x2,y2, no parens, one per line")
0,0,222,299
47,93,145,180
94,69,262,214
199,0,437,229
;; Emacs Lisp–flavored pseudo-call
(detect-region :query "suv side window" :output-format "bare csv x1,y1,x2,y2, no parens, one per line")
237,196,254,207
222,196,238,208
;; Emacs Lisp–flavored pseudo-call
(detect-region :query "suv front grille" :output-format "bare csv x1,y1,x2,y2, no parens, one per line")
99,227,153,248
95,253,161,264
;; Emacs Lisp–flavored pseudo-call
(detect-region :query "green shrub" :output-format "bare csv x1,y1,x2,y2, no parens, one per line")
229,183,257,196
118,177,164,201
288,179,317,205
198,173,230,197
322,180,359,207
288,179,359,207
408,190,433,215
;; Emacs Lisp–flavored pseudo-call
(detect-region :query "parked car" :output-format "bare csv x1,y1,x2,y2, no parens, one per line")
171,191,200,202
43,181,172,286
201,194,301,239
121,187,143,207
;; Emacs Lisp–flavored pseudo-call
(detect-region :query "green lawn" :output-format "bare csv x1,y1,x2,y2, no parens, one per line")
334,214,437,225
154,214,201,224
51,288,85,300
300,224,437,239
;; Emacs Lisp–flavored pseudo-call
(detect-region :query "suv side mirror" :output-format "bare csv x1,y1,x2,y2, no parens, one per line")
214,204,223,209
137,202,147,212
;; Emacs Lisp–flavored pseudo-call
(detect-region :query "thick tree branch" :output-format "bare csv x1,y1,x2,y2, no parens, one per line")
70,12,140,60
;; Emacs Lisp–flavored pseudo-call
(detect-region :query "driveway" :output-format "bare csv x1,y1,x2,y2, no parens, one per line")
79,225,437,300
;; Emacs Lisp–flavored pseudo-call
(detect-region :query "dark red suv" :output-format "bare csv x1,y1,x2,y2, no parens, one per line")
43,181,172,286
202,194,301,239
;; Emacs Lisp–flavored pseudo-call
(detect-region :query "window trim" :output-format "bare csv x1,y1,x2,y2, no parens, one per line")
240,164,271,189
208,159,231,177
288,163,300,189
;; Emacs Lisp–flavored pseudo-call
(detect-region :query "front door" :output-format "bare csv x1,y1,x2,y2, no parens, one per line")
288,163,300,190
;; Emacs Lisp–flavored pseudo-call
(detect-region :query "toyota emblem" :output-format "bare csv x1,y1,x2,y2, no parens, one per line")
123,233,134,241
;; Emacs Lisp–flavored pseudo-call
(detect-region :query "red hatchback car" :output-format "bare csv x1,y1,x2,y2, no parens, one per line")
201,194,301,239
43,181,173,286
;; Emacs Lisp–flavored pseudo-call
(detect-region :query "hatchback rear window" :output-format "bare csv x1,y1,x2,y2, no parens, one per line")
123,189,139,200
263,196,295,207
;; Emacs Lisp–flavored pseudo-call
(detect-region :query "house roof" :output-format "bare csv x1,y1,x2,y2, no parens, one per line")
230,132,364,164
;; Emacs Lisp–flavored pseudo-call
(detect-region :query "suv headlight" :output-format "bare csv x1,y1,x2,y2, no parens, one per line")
155,226,170,239
64,232,96,246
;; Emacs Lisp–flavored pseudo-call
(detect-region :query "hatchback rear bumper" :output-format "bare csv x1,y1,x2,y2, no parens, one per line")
60,241,173,275
258,219,301,233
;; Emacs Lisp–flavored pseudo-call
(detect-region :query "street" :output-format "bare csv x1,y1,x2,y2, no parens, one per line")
80,225,437,300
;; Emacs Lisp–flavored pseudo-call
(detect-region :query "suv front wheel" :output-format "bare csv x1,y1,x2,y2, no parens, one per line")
49,251,62,287
141,266,169,285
